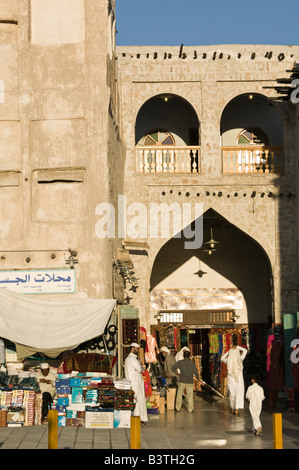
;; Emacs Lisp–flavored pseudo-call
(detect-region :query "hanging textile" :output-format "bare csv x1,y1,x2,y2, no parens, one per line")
176,328,181,351
63,353,117,374
0,287,116,352
139,326,148,365
145,334,159,363
267,334,285,391
142,369,152,397
165,325,175,349
174,327,177,350
180,328,188,348
158,328,167,348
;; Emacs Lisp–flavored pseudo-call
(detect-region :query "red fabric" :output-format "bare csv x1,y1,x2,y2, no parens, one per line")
142,369,152,397
174,327,177,350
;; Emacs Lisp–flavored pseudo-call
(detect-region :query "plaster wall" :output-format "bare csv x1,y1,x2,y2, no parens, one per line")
0,0,123,299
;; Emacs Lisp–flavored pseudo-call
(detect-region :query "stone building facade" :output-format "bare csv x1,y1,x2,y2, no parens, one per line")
0,1,298,340
116,44,299,331
0,0,124,301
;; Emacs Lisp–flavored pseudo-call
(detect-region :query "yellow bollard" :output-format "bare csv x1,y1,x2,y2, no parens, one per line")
130,416,141,449
273,413,283,449
48,409,58,449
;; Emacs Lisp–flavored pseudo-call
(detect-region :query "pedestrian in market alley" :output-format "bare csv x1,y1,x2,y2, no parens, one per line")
220,336,248,415
160,346,177,386
171,349,199,413
35,363,56,423
246,374,265,435
124,342,148,425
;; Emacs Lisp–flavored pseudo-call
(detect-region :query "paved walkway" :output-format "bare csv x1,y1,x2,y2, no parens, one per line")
0,391,298,450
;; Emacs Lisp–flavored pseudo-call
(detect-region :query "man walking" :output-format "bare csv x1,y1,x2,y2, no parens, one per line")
171,350,199,413
124,342,148,425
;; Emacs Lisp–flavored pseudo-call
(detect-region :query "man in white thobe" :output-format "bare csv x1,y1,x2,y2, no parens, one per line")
35,363,56,422
124,343,148,424
246,375,265,434
221,341,247,414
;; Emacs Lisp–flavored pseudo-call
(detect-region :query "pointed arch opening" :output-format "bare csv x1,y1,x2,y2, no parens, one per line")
150,208,273,325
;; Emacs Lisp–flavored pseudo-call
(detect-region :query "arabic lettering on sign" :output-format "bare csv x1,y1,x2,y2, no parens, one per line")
150,288,243,310
0,270,76,294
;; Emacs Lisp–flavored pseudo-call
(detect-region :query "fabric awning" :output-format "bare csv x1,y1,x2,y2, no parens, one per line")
15,344,78,360
0,287,116,353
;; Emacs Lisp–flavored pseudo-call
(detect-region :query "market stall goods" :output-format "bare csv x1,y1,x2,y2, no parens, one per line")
51,374,137,429
0,372,43,427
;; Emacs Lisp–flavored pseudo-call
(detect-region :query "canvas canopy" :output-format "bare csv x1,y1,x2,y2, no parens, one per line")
0,287,116,358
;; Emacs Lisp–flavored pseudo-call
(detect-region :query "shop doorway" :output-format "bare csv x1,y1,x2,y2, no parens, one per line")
150,208,273,394
150,319,269,396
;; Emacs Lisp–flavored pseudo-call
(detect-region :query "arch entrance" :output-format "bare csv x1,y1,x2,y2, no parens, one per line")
149,208,272,390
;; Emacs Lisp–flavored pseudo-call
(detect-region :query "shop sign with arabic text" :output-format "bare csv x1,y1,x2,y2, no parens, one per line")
0,270,76,294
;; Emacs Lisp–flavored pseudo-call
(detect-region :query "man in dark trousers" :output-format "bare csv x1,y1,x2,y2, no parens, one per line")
171,350,199,412
35,363,56,423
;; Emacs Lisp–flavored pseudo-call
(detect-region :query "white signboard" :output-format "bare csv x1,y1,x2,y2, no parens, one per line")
0,270,76,294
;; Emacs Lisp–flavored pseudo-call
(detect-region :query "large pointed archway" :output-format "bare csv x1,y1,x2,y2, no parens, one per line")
149,208,272,388
150,208,273,325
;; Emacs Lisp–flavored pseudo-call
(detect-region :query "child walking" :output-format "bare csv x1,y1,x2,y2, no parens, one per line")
246,375,265,435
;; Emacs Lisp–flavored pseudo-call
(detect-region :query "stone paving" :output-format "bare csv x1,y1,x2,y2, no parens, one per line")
0,392,298,450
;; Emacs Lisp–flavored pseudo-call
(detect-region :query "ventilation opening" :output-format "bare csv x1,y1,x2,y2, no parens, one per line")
35,169,86,184
38,179,84,184
0,20,18,25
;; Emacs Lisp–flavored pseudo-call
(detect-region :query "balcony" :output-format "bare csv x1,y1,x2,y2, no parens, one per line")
136,146,200,174
221,146,283,174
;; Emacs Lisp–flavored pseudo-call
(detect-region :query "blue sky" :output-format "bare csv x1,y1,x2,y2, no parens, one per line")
116,0,299,46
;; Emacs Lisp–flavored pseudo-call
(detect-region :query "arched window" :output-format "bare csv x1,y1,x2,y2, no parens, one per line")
143,130,175,146
237,128,269,146
236,128,270,173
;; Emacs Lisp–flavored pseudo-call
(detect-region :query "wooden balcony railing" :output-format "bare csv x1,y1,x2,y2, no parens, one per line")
222,146,283,174
136,146,200,173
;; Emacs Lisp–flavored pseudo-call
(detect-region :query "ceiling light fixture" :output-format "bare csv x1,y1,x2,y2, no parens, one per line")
204,228,220,255
231,313,240,323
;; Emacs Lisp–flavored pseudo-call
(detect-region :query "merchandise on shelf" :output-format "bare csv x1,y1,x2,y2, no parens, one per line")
0,370,42,427
52,373,136,428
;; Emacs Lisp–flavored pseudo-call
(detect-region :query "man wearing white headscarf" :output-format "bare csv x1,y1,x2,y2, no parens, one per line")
35,363,56,422
175,346,190,362
221,338,247,415
124,343,148,424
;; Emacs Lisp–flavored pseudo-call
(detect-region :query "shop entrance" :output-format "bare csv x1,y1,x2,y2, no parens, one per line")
150,311,270,396
149,208,275,395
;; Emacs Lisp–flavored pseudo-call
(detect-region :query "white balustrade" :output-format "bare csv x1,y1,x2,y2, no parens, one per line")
136,146,200,173
221,146,283,174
